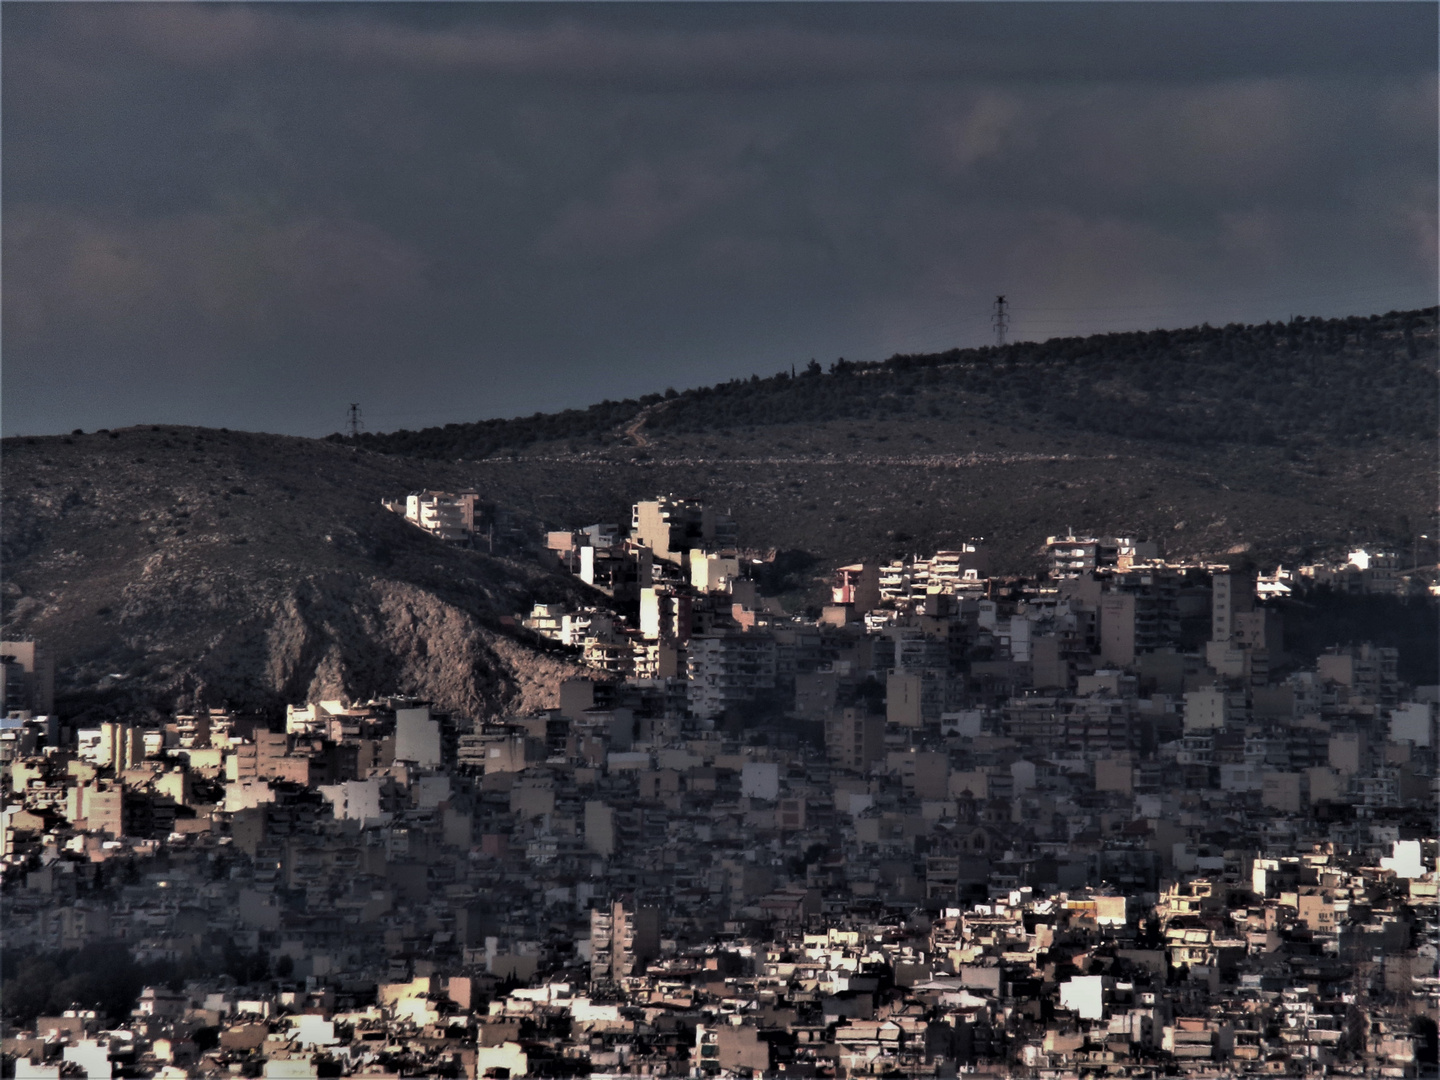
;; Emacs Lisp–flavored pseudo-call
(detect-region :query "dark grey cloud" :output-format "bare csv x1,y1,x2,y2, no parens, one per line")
4,3,1435,436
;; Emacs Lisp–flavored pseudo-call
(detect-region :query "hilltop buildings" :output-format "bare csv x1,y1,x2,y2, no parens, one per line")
382,490,482,543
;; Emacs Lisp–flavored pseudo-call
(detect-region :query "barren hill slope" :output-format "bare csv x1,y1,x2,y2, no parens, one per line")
443,422,1435,584
357,309,1439,579
4,310,1435,716
1,427,585,722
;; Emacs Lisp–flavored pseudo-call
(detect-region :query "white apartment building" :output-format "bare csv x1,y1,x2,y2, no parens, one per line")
383,490,480,542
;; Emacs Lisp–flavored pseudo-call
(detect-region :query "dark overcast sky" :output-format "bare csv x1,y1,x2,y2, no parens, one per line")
4,3,1436,437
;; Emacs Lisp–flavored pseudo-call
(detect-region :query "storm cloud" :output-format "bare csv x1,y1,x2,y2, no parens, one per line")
4,3,1435,436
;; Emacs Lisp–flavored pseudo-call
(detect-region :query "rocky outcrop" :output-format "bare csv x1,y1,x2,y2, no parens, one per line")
1,427,587,720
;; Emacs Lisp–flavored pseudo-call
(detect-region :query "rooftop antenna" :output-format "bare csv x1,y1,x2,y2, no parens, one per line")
346,403,363,439
992,295,1009,348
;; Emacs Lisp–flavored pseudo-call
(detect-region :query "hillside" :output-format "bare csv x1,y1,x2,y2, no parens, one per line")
351,308,1438,576
359,308,1438,458
3,309,1435,717
1,428,587,722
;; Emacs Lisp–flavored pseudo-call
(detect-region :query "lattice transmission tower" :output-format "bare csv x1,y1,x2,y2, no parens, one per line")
992,295,1009,348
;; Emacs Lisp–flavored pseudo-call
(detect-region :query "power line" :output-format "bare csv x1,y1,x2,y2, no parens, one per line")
346,403,364,439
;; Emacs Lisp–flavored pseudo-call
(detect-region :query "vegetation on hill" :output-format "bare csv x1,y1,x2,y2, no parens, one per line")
351,308,1437,459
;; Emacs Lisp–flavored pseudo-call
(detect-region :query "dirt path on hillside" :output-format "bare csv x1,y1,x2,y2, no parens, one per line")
620,401,671,447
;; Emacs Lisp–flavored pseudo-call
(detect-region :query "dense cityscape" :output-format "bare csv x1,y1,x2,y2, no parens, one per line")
2,492,1436,1078
6,0,1437,1076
